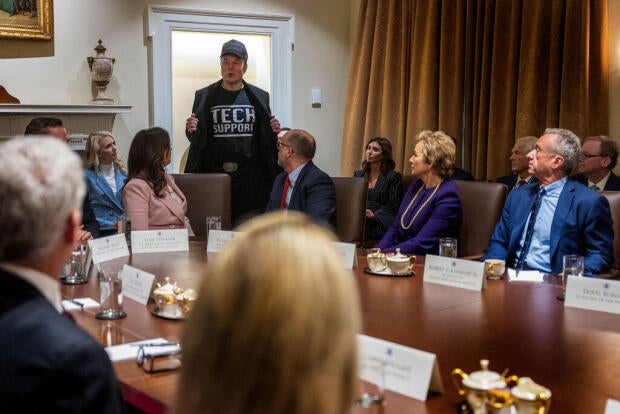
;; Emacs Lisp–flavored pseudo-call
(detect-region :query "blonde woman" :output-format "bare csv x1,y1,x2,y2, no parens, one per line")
83,131,127,236
376,130,463,254
176,212,360,414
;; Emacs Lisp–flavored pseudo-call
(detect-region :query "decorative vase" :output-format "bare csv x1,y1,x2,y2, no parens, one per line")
87,39,115,105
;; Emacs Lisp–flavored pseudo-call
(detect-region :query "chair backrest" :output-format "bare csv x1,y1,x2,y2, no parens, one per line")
332,177,368,245
602,191,620,277
455,180,507,258
171,173,231,240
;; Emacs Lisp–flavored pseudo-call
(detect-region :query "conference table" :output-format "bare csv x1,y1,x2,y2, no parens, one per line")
61,242,620,413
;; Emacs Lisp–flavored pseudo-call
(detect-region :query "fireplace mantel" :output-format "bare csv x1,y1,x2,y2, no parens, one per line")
0,104,132,142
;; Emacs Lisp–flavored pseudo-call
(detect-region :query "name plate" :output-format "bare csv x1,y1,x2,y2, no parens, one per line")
605,399,620,414
423,255,486,291
120,264,155,305
565,277,620,314
88,234,129,264
334,242,357,269
131,229,189,253
206,230,238,253
357,334,443,401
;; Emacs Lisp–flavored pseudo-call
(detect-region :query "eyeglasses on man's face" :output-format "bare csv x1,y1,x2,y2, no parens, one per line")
579,153,603,159
277,139,291,149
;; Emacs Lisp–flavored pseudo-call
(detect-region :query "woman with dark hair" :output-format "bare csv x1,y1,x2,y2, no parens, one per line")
354,137,402,241
122,127,194,235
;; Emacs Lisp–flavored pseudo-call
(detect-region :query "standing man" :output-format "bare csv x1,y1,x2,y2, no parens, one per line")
266,129,336,228
496,136,538,191
24,117,100,240
484,128,613,276
570,135,620,191
0,137,124,412
185,39,281,225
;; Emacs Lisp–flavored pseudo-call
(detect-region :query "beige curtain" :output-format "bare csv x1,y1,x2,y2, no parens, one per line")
341,0,608,180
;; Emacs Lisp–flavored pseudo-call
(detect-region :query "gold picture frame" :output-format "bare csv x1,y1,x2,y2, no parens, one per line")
0,0,53,40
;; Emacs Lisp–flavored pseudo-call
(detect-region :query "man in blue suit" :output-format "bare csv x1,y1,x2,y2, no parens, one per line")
569,135,620,191
0,137,124,412
484,128,613,276
266,129,336,228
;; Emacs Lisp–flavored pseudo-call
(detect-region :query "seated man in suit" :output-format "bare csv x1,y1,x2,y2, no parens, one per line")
24,117,101,239
495,136,538,191
266,129,336,227
0,137,124,412
569,135,620,191
484,128,613,276
448,134,475,180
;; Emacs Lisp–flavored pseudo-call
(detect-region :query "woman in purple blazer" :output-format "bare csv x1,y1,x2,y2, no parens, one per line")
122,127,195,236
375,130,462,255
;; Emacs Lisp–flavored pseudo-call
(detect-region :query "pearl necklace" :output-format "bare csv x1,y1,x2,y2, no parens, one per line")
400,181,442,230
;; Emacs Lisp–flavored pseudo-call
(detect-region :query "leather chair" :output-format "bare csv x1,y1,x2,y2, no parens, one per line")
171,173,231,240
401,175,506,258
332,177,368,245
602,191,620,278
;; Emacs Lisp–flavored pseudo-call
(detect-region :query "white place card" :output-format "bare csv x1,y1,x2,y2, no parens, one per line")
61,298,100,310
565,277,620,314
88,234,129,264
120,264,155,306
423,255,486,291
605,399,620,414
507,268,544,283
131,229,189,253
357,334,443,401
334,242,358,269
206,230,238,253
105,338,180,362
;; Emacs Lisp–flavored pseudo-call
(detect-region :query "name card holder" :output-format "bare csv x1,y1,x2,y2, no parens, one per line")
357,334,443,401
206,230,239,253
334,242,357,269
120,264,155,305
131,229,189,253
424,255,486,291
605,399,620,414
565,277,620,314
88,234,129,264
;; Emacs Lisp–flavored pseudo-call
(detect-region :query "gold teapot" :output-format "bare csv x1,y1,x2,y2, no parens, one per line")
367,248,387,272
451,359,519,414
510,377,551,414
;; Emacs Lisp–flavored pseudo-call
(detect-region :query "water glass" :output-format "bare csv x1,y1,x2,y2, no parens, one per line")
62,248,87,285
558,255,584,301
96,270,127,320
206,216,222,240
439,237,458,258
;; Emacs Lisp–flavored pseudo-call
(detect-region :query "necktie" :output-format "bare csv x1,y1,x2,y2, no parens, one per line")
279,176,291,209
516,187,545,270
590,184,600,191
517,179,527,187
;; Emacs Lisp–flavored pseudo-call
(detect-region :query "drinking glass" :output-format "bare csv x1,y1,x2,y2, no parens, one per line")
96,270,127,320
62,248,87,285
439,238,458,258
557,254,584,301
206,216,222,241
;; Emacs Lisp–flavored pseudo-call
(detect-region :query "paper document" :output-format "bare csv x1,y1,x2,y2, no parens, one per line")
507,268,544,282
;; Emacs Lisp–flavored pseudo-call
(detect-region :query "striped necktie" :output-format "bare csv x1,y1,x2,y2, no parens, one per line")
516,187,545,270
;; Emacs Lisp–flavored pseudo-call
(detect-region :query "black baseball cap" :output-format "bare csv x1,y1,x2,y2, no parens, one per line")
220,39,248,60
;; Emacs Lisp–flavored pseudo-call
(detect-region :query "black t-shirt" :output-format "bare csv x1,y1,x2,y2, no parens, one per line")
207,86,257,163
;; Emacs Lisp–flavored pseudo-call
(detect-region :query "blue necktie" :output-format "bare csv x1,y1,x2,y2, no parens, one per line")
516,187,545,270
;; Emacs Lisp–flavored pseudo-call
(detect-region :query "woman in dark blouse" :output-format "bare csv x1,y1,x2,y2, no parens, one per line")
354,137,402,241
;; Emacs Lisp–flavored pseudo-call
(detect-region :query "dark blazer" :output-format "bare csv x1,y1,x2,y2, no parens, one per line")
84,168,127,230
483,180,614,276
569,171,620,191
184,79,280,181
266,161,336,227
496,174,539,192
451,166,475,181
0,269,124,413
354,169,402,239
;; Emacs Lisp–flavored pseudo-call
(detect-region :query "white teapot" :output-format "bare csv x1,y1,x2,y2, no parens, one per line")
452,359,519,414
511,377,551,414
386,248,415,275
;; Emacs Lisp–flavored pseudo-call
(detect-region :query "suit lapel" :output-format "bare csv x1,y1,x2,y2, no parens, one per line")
159,178,187,224
549,181,575,258
95,171,123,210
509,185,538,252
289,162,312,208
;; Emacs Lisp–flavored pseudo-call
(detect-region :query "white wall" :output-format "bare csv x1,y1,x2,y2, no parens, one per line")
0,0,356,175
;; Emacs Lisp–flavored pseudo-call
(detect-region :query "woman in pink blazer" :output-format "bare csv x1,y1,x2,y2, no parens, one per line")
123,127,195,236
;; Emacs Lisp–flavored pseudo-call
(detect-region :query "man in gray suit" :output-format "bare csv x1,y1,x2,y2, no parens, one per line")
0,137,124,413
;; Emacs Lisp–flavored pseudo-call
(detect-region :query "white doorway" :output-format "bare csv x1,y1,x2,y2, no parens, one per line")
147,5,294,171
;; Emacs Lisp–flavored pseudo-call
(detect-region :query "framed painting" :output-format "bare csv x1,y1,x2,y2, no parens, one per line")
0,0,53,40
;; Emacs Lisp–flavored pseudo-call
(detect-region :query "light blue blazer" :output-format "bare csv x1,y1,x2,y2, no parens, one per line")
84,167,127,229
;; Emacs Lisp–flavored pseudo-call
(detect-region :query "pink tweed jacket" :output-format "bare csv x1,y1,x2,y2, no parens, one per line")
122,174,195,236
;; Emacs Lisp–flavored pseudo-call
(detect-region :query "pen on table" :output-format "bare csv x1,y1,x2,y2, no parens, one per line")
130,342,180,347
69,299,84,308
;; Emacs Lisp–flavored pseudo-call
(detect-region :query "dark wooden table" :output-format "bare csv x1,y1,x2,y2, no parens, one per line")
62,243,620,413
